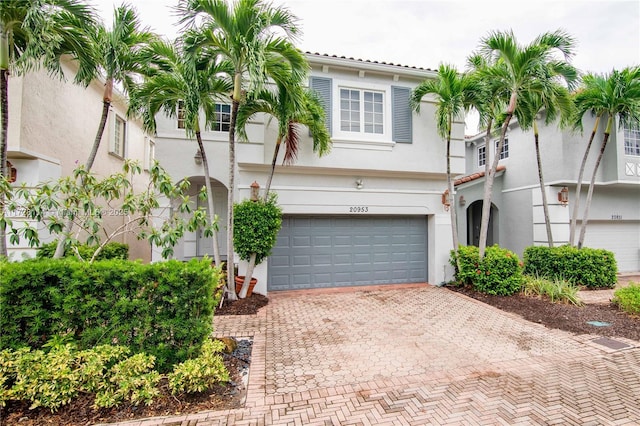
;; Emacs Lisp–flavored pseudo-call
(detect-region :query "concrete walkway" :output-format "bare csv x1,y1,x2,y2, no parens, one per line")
105,284,640,425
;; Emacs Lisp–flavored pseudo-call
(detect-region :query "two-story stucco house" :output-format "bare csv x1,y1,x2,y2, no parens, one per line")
153,53,466,293
6,57,153,261
455,115,640,272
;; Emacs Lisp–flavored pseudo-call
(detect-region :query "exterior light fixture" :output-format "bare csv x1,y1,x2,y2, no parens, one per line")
250,181,260,201
459,195,466,207
558,186,569,206
442,189,451,211
355,178,363,190
7,161,17,183
194,149,203,165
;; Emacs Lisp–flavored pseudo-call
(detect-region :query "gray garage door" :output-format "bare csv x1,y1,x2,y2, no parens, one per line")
267,215,428,291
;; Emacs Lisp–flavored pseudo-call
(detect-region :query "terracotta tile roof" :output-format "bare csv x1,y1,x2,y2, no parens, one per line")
454,165,506,186
305,52,434,72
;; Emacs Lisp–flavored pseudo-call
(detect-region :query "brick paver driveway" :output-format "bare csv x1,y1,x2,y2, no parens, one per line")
108,285,640,425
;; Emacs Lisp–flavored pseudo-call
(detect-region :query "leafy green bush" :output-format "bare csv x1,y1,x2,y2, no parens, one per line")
233,196,282,265
0,259,220,371
612,283,640,315
36,241,129,260
0,340,230,411
450,245,480,286
473,245,524,296
450,245,523,296
168,339,229,395
521,275,583,306
523,245,617,288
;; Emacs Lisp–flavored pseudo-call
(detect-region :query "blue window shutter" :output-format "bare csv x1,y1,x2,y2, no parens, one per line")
392,86,412,143
310,76,332,135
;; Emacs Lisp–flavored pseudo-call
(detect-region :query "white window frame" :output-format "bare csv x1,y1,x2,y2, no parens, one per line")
624,122,640,156
110,115,127,158
332,79,392,148
478,145,486,167
177,100,186,129
211,103,231,132
144,137,155,170
495,137,509,160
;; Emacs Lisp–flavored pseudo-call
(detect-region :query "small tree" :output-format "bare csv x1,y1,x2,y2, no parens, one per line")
232,195,282,298
2,160,210,261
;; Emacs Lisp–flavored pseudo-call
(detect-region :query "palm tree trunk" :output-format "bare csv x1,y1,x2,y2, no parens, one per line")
54,80,113,259
196,129,221,266
477,117,495,259
446,129,460,272
226,73,242,301
0,68,9,258
263,135,282,200
569,115,600,246
534,121,553,247
577,117,612,248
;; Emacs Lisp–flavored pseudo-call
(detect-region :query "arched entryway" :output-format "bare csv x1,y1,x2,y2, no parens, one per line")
467,200,499,247
186,176,228,261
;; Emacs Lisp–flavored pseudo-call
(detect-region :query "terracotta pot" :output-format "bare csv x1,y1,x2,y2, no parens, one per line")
234,276,258,297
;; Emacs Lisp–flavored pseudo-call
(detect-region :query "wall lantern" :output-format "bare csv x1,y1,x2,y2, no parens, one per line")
558,186,569,206
250,181,260,201
355,178,364,190
459,195,466,207
442,189,451,211
194,149,203,165
7,161,17,183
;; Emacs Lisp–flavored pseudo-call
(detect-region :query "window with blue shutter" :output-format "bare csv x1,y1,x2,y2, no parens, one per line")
310,76,332,135
392,86,412,143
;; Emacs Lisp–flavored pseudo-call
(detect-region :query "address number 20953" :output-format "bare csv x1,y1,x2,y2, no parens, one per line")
349,206,369,213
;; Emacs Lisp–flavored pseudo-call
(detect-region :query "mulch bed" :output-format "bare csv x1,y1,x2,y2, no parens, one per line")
450,285,640,342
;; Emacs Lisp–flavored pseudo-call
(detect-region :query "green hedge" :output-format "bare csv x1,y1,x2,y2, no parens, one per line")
36,242,129,261
523,245,617,288
0,259,219,372
451,245,523,296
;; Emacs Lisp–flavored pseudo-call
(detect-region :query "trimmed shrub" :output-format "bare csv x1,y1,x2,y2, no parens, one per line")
0,259,220,372
36,241,129,261
473,245,524,296
612,283,640,315
451,245,523,296
168,339,229,395
523,245,617,288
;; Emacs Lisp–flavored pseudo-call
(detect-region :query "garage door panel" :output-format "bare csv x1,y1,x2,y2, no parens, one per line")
582,222,640,272
268,215,428,290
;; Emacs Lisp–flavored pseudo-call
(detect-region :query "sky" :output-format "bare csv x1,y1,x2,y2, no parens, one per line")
91,0,640,132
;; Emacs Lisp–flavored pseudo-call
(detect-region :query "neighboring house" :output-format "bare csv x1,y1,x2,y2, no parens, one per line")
5,57,153,261
455,115,640,272
154,52,466,293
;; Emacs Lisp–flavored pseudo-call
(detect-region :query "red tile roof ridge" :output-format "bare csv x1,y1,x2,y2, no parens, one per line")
454,165,506,186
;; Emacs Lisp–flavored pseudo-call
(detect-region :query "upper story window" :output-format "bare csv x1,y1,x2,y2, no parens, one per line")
110,116,126,158
310,76,412,149
212,103,231,132
478,145,486,167
339,88,384,135
495,138,509,160
177,101,186,129
624,122,640,156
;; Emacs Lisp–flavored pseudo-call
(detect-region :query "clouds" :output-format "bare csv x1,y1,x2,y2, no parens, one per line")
93,0,639,74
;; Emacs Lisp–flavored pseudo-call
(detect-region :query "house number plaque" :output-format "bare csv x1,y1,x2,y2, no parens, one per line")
349,206,369,213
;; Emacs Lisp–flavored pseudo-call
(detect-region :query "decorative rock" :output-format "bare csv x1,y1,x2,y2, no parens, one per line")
217,336,238,353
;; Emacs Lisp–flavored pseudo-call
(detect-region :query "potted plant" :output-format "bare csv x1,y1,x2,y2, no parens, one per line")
233,194,282,298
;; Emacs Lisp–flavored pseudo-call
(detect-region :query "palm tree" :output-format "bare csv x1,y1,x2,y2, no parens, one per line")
471,29,575,258
515,62,577,247
179,0,306,299
411,64,478,264
53,4,156,258
0,0,96,258
233,77,331,297
128,39,233,266
575,67,640,248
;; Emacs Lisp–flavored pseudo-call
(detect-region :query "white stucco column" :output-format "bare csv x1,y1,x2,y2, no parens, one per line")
429,212,455,286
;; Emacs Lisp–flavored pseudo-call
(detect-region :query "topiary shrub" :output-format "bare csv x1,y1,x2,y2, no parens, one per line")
523,245,617,288
233,196,282,266
473,245,524,296
36,241,129,261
